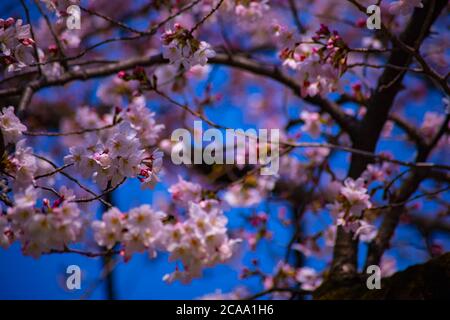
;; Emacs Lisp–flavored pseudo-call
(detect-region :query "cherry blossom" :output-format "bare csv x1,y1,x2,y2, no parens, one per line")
92,207,124,250
168,176,203,207
279,25,347,97
295,267,322,291
327,178,373,235
63,104,164,190
258,261,298,299
389,0,424,16
223,175,276,208
300,111,323,138
138,149,164,190
0,106,27,145
162,24,216,71
121,97,165,147
380,255,397,278
271,21,298,49
7,186,84,258
340,178,372,216
420,111,445,140
91,200,240,283
361,162,397,184
4,140,37,192
305,147,330,165
324,225,337,248
122,205,166,259
235,0,270,22
0,215,13,249
354,220,377,243
0,18,36,72
96,76,140,106
163,201,241,283
279,156,307,183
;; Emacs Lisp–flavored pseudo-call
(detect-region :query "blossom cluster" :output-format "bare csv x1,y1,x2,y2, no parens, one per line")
3,186,84,258
362,161,398,184
0,106,27,145
296,267,323,291
0,107,54,193
91,199,241,284
300,110,323,138
259,262,323,298
224,174,277,208
167,178,243,282
92,204,166,260
4,140,37,192
121,97,166,147
234,0,270,22
277,24,348,97
0,18,36,72
161,24,216,71
420,111,446,141
327,178,376,242
63,98,164,190
168,176,203,206
163,200,241,283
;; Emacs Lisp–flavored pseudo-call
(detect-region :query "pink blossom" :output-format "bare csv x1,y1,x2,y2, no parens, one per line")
389,0,423,16
7,186,84,258
168,176,203,206
295,267,322,291
354,220,377,243
0,106,27,145
340,178,372,217
223,175,276,208
7,140,37,192
380,255,397,277
162,26,215,71
420,112,445,140
300,110,322,138
162,202,241,283
0,215,13,249
121,97,165,146
92,207,124,249
327,178,373,235
63,105,164,190
235,1,270,22
0,18,36,72
305,147,330,165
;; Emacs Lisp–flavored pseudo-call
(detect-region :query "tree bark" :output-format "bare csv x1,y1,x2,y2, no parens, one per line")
315,253,450,300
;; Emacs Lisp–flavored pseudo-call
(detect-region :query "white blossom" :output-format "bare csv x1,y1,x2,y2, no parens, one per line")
295,267,322,291
0,106,27,145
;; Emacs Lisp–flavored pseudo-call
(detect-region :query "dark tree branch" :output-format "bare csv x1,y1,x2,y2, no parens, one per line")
0,53,358,137
330,0,447,281
316,252,450,299
365,115,449,267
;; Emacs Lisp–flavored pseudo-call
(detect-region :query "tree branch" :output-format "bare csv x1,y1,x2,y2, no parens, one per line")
330,0,447,281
